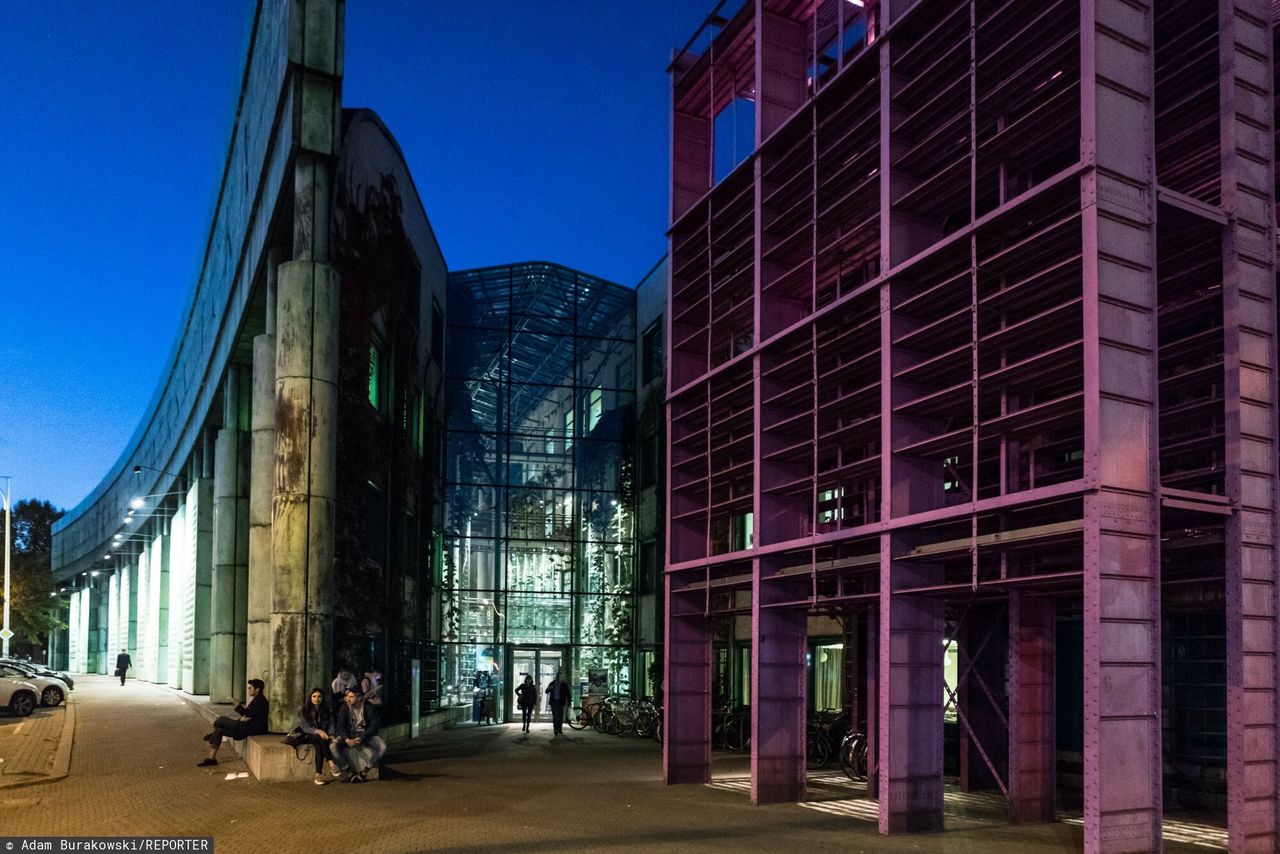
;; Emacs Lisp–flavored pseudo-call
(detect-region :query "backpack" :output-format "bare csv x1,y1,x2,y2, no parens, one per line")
361,672,384,706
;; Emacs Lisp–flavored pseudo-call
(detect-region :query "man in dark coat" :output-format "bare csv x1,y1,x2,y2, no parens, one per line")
545,672,573,736
198,679,269,766
114,649,132,686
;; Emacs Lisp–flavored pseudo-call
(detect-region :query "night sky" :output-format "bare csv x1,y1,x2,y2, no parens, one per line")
0,2,711,511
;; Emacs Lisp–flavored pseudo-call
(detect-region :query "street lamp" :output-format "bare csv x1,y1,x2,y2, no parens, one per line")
1,475,12,658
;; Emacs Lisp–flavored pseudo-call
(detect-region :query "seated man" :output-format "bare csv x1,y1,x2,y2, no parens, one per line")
331,686,386,782
199,679,269,766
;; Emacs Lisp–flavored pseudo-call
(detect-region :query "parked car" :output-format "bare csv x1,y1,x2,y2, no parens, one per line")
0,677,39,717
0,663,65,707
0,659,73,691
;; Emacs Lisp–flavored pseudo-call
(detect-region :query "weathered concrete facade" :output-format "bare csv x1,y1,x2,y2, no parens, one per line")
53,0,446,735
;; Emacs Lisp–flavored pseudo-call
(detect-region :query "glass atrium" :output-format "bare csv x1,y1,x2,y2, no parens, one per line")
441,263,636,721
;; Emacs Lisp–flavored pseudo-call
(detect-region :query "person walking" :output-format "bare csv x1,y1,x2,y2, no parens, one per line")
115,648,132,686
515,675,538,733
545,671,572,736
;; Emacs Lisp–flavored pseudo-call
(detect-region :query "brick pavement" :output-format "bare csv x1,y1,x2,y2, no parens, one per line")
0,693,67,786
0,676,1223,853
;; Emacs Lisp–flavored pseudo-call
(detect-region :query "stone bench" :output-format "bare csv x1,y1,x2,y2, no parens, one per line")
232,736,380,783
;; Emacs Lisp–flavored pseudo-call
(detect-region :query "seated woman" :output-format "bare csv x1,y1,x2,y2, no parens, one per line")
331,687,386,783
198,679,269,766
296,687,339,785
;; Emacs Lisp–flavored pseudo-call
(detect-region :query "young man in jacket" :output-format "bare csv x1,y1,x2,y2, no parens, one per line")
198,679,269,766
332,687,386,782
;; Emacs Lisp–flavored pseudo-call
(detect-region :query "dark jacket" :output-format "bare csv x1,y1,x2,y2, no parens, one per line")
335,700,381,741
115,653,131,672
234,694,270,736
297,701,333,735
545,679,572,708
515,682,538,711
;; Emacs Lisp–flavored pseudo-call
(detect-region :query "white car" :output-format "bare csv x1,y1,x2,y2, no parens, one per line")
0,676,39,717
0,664,64,707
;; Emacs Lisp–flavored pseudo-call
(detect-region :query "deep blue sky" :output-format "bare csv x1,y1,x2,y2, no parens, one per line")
1,2,711,511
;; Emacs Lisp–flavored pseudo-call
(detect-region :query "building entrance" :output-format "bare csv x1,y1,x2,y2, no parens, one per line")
509,646,566,723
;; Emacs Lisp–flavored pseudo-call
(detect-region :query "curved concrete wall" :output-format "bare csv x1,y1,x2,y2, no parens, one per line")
53,0,304,581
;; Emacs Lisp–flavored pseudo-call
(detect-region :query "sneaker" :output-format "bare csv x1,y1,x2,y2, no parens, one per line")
350,773,365,784
338,771,354,783
327,760,341,777
197,758,217,767
313,774,327,786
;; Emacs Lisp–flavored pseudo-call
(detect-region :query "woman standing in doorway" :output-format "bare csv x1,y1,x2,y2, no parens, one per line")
515,675,538,732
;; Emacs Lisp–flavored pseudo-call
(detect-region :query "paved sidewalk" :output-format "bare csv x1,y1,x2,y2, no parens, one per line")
0,693,71,788
0,676,1224,853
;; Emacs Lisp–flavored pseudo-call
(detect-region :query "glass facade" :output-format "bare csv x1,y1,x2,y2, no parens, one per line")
441,263,636,720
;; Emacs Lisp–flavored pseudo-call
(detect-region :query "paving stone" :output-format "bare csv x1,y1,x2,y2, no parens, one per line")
3,676,1222,853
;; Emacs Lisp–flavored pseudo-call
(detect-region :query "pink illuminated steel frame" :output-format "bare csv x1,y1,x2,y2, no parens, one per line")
663,0,1280,851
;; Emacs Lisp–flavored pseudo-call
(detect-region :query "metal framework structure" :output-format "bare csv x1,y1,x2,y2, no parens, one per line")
662,0,1280,850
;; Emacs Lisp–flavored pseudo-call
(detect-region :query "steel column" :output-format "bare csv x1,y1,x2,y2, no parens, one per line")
1219,3,1280,849
878,536,945,833
664,581,712,784
1081,2,1162,849
1008,593,1056,823
750,561,807,804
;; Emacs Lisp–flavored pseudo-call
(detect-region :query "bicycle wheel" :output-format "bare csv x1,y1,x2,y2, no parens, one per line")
839,733,867,780
634,710,655,739
806,726,830,770
725,715,749,752
595,708,614,735
567,706,587,731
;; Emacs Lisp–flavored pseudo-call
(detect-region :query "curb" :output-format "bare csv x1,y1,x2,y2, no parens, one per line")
0,695,76,791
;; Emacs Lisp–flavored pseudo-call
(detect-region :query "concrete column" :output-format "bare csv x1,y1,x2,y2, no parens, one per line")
750,559,807,805
1007,593,1055,823
92,582,108,674
212,425,242,702
1217,3,1280,849
663,579,712,784
270,258,338,732
878,537,944,834
185,478,214,695
108,571,120,664
76,589,90,673
124,558,137,667
153,527,170,684
136,546,152,680
166,502,188,690
246,250,283,688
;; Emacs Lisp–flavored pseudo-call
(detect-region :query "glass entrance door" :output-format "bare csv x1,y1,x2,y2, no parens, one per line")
510,646,565,722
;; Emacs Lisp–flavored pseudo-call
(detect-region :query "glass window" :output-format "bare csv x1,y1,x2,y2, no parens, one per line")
731,512,754,551
642,317,663,386
812,643,843,712
943,640,959,722
588,387,603,431
368,343,383,410
564,409,574,450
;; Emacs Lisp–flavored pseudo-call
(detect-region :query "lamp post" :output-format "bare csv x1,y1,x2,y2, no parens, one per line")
2,476,12,659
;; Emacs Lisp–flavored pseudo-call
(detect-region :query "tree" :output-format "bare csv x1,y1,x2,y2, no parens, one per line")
2,499,65,655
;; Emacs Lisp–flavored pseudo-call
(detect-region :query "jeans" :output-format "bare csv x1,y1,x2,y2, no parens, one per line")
208,716,253,748
551,704,565,734
332,735,386,774
299,733,333,774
